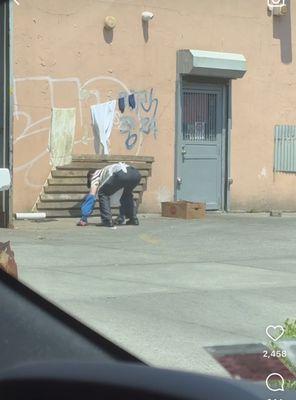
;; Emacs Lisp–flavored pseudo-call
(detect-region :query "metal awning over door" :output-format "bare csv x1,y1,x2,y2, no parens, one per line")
177,49,247,79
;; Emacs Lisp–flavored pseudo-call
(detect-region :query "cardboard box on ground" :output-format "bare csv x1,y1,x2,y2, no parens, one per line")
161,201,206,219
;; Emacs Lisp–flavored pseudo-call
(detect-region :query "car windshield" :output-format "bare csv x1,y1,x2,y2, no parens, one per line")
1,0,296,395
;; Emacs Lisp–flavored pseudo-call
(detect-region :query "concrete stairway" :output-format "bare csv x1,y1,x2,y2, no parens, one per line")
35,155,154,218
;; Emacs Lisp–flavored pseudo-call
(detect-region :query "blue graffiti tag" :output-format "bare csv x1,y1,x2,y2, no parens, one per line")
119,115,138,150
139,88,158,138
118,88,159,150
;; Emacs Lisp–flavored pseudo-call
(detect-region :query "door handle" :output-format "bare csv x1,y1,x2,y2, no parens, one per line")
177,177,182,184
228,178,233,189
181,145,186,155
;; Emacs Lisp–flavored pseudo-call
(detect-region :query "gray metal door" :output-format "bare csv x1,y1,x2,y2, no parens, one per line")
176,83,224,210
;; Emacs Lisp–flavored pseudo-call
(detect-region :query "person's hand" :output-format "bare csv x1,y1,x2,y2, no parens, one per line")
89,186,97,196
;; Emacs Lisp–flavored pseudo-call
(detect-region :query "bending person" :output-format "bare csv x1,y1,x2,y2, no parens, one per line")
77,162,141,227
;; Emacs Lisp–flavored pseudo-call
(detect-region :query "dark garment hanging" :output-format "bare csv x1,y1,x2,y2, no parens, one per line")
128,93,136,109
118,97,125,113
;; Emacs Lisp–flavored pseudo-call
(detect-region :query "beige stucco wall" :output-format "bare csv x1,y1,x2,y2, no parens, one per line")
13,0,296,213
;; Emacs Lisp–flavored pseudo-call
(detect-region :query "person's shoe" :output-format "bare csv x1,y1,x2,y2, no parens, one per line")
126,217,139,226
114,216,125,225
102,220,114,228
77,219,88,226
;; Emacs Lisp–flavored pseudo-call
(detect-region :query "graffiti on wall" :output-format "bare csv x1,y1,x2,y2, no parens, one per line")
119,116,137,150
119,88,158,150
13,75,159,188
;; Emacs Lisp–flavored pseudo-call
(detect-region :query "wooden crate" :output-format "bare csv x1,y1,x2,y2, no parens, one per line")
161,201,206,219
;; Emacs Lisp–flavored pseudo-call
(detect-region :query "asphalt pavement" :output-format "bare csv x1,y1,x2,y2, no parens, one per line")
1,213,296,376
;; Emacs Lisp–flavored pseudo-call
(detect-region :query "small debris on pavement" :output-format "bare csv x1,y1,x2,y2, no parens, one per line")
270,211,282,217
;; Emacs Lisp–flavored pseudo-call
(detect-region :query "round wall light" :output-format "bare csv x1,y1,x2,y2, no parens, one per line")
141,11,154,22
104,16,117,30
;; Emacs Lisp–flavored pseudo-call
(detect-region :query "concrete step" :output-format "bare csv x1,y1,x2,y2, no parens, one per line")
72,155,154,163
40,192,141,202
52,169,150,178
47,176,147,186
39,209,120,218
44,184,144,194
44,186,89,194
56,162,152,171
35,155,153,218
37,202,84,210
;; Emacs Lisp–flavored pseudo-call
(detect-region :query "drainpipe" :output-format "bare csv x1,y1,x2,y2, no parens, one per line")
8,0,13,227
0,1,13,228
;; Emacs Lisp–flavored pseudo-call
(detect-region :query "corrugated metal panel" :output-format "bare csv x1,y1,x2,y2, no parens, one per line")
274,125,296,172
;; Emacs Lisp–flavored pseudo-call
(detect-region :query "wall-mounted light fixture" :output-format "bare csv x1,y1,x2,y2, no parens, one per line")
141,11,154,22
267,0,288,16
104,16,117,30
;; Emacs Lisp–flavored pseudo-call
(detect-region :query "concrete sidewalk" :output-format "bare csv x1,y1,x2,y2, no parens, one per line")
1,213,296,376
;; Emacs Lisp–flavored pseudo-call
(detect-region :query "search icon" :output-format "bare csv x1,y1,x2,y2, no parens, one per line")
266,373,285,392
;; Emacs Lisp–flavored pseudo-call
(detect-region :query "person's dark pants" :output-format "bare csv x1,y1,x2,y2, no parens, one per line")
98,166,141,224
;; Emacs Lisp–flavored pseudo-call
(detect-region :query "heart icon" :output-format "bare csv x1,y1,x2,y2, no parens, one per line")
266,325,285,342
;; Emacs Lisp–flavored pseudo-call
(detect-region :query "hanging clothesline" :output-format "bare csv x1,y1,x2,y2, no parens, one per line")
118,87,153,96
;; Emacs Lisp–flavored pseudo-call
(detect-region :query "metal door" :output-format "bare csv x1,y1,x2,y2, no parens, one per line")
176,83,225,210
